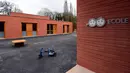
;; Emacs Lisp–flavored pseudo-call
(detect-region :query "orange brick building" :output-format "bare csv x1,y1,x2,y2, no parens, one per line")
0,12,73,39
67,0,130,73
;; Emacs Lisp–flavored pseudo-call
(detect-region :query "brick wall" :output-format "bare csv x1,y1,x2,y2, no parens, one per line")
0,13,73,39
11,12,50,20
77,0,130,73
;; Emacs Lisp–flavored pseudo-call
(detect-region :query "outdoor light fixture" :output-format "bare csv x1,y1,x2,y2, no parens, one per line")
87,17,128,28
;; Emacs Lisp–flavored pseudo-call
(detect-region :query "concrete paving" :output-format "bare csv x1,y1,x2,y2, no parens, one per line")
0,33,77,73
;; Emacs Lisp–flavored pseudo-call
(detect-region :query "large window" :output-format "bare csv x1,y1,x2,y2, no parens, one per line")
47,24,57,34
22,23,26,36
47,24,53,34
0,22,5,38
33,23,37,36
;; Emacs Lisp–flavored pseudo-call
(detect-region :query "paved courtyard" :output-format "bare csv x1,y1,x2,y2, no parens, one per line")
0,33,77,73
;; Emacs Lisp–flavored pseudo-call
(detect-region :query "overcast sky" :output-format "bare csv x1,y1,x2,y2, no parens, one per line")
0,0,77,15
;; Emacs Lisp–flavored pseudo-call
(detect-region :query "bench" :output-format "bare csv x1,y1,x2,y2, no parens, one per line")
12,39,26,47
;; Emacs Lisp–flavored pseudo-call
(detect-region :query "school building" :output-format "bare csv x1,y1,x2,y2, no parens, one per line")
67,0,130,73
0,12,73,39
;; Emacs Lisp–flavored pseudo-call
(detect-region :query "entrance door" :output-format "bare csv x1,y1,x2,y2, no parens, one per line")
63,25,69,33
64,25,67,33
26,24,33,36
53,25,57,34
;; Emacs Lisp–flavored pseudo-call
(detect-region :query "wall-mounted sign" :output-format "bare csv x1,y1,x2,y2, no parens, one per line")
87,17,129,27
107,18,128,24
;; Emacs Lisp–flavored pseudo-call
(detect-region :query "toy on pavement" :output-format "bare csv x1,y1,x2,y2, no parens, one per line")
38,48,44,59
48,48,57,57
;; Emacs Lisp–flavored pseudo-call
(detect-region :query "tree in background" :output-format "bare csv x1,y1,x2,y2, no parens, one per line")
72,15,77,30
37,8,53,19
37,0,77,30
12,5,23,13
64,0,69,14
37,8,63,21
68,3,73,22
63,0,69,21
72,7,77,30
55,12,63,21
37,8,52,16
0,1,23,15
63,0,77,30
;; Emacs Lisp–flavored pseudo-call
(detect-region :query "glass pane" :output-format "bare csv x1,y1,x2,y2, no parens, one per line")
33,31,37,35
33,24,37,31
22,23,26,31
47,24,49,30
22,31,26,36
67,25,69,33
50,24,53,30
0,22,4,31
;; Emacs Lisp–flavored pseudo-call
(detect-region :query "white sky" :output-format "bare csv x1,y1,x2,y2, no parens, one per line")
0,0,77,15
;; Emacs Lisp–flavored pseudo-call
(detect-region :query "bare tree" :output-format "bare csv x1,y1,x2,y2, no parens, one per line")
64,0,69,14
52,12,58,20
37,8,53,19
73,8,77,16
70,3,73,15
37,8,64,21
0,1,23,15
12,5,23,13
68,3,74,22
63,0,69,21
54,12,63,21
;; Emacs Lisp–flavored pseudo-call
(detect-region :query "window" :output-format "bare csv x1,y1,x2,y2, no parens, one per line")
47,24,57,34
0,22,4,38
33,23,37,35
22,23,26,31
22,23,26,36
33,24,37,31
47,24,53,34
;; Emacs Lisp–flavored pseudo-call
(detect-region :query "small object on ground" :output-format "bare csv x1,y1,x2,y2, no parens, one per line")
38,48,44,59
12,39,26,47
44,48,48,52
48,48,57,57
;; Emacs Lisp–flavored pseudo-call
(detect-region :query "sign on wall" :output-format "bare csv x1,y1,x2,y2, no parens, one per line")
87,17,129,27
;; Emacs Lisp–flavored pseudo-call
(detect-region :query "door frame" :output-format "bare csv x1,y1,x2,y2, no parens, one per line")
21,22,38,37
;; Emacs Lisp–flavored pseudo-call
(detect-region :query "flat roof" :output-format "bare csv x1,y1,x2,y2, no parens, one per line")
0,12,50,20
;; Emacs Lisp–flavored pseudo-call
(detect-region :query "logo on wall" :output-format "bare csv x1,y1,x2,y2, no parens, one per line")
87,17,128,28
88,17,105,27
